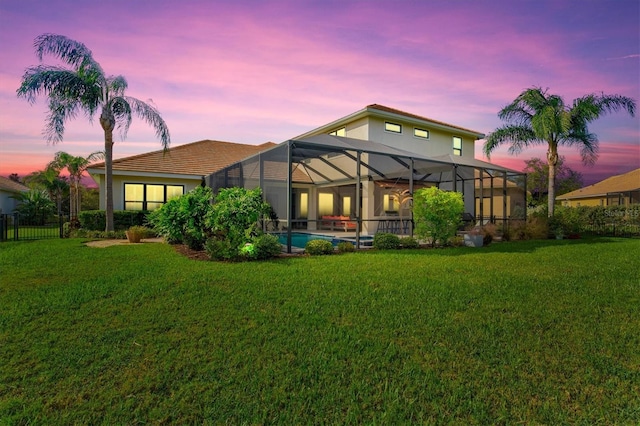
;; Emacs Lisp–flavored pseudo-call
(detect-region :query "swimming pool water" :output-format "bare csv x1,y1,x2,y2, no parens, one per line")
276,232,373,248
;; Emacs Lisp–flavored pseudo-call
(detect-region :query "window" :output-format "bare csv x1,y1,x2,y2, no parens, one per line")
124,183,184,210
385,122,402,134
329,127,346,137
414,128,430,139
342,196,351,216
318,193,334,216
453,136,462,156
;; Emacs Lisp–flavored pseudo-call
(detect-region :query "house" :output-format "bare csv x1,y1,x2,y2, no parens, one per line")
556,168,640,207
207,104,526,247
87,140,275,210
0,176,28,214
87,104,526,250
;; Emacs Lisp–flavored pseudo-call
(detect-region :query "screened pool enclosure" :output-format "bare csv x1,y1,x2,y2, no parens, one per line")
207,135,526,252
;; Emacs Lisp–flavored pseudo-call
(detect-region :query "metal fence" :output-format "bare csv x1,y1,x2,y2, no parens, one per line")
0,213,64,242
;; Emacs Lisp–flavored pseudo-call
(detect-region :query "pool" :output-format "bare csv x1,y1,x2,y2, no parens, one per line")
276,232,374,249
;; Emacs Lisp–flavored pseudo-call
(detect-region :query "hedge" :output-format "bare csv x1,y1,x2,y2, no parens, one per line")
78,210,149,231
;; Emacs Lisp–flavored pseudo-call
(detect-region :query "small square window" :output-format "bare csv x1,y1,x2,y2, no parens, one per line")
414,128,429,139
453,136,462,156
385,122,402,134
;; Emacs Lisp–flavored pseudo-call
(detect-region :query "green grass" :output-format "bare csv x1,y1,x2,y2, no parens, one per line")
1,237,639,424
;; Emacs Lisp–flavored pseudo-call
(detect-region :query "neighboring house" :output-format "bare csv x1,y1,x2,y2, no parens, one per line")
87,140,275,210
0,176,28,214
557,168,640,207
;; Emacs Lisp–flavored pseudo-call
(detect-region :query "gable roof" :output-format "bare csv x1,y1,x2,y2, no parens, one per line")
88,140,275,177
0,176,29,193
295,104,485,140
556,168,640,200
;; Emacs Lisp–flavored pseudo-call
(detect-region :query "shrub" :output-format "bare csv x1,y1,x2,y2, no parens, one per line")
305,239,334,255
147,186,213,249
481,223,498,245
206,187,271,255
413,187,464,247
399,236,419,249
205,237,235,261
337,241,355,253
373,233,400,250
78,210,148,231
251,234,282,260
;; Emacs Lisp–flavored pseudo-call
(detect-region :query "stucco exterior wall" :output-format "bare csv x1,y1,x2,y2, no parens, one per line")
365,117,475,159
0,189,20,214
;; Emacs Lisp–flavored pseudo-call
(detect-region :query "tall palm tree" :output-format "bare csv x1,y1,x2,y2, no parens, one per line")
483,87,635,216
17,33,170,231
48,150,104,225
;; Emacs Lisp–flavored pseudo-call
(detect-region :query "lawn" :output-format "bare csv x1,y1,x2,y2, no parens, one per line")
1,237,639,424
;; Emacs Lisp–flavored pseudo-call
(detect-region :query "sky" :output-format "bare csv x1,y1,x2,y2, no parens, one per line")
0,0,638,186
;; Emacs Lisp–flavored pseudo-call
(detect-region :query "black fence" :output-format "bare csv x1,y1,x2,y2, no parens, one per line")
582,223,640,238
0,213,64,242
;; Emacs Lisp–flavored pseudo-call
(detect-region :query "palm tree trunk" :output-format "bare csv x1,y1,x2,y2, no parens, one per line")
100,108,115,232
547,144,558,217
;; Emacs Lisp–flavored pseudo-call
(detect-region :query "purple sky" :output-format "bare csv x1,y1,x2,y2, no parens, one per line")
1,0,638,185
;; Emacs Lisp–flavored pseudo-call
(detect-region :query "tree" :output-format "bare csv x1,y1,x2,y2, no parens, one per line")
24,168,69,216
48,150,104,226
484,87,635,216
412,187,464,247
522,157,583,207
8,173,21,183
17,34,170,231
10,189,56,225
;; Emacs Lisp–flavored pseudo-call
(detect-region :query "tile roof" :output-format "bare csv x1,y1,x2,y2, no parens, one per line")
367,104,485,138
88,140,275,176
556,168,640,200
0,176,29,193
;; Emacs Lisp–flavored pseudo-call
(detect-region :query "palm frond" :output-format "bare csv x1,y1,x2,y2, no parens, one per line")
483,125,539,158
34,33,103,77
44,97,81,143
595,93,637,117
123,96,171,149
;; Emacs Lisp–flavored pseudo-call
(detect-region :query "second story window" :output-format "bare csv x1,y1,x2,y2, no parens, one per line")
329,127,346,137
385,122,402,134
414,128,430,139
453,136,462,156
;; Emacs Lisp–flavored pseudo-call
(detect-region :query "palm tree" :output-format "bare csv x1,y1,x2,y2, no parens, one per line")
48,150,104,226
389,188,413,233
24,168,69,217
17,33,170,231
483,87,635,216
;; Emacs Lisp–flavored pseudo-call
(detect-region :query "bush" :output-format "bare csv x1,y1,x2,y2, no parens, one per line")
373,233,400,250
78,210,149,231
147,186,213,249
206,187,271,255
399,236,419,249
413,187,464,247
305,239,334,255
337,241,355,253
481,223,497,245
205,237,235,261
251,234,282,260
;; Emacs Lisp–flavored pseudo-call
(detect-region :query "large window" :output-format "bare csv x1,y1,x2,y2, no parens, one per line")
124,183,184,210
453,136,462,156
